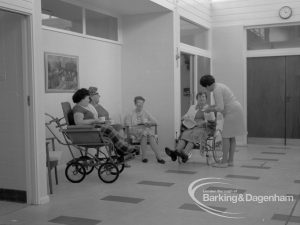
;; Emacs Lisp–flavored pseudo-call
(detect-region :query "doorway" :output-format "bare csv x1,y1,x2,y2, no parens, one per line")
180,53,211,117
247,56,300,145
0,9,31,202
180,53,194,116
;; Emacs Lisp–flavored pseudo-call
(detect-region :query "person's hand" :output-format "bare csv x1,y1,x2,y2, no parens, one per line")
201,105,210,112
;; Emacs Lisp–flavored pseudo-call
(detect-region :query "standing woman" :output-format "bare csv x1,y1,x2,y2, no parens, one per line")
200,75,246,168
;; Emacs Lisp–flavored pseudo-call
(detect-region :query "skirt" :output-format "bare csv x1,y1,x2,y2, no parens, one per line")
181,127,208,144
222,101,247,138
130,126,155,141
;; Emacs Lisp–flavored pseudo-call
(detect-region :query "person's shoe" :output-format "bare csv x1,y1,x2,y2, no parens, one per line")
165,147,177,161
157,158,165,164
228,162,234,167
142,158,148,163
212,163,228,168
179,152,189,163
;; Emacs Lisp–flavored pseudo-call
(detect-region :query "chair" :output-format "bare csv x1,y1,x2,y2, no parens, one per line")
61,102,75,125
46,138,62,194
124,124,158,155
176,112,223,165
57,102,127,183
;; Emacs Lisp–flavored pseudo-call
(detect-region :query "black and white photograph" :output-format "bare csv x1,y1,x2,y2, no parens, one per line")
0,0,300,225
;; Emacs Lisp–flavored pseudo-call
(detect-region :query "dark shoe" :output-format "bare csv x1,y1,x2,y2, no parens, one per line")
142,158,148,163
157,158,165,164
179,152,189,163
165,147,177,161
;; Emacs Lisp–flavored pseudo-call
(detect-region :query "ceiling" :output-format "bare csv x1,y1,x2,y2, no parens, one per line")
80,0,171,16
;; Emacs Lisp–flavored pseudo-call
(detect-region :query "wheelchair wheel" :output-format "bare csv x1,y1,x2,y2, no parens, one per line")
65,162,86,183
77,156,94,175
212,132,223,164
98,162,119,183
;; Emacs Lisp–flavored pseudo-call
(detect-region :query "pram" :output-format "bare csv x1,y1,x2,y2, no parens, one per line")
176,114,223,165
45,102,135,184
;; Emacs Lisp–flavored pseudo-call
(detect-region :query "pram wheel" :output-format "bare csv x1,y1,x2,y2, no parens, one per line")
98,162,119,183
77,156,94,175
65,162,86,183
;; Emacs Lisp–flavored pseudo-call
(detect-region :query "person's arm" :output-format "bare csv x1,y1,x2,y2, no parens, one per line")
204,112,216,121
204,88,224,113
73,112,99,125
182,105,194,120
145,111,157,125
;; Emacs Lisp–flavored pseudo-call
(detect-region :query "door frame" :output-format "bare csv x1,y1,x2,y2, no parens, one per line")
0,7,35,204
180,43,212,106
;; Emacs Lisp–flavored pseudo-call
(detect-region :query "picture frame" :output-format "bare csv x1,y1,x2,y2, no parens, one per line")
45,52,79,93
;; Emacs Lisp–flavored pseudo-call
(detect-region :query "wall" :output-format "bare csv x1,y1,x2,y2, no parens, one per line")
212,0,300,27
43,29,123,164
211,0,300,145
0,0,32,14
178,0,211,28
122,12,175,150
211,25,246,144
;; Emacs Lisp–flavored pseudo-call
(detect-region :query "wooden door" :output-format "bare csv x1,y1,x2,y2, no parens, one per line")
247,57,285,139
286,56,300,139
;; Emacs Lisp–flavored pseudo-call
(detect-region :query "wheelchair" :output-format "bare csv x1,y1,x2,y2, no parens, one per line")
44,102,134,184
176,118,223,165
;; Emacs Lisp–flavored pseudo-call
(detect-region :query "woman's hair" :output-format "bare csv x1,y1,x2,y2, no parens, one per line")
200,74,215,87
72,88,90,103
134,96,145,104
196,91,207,100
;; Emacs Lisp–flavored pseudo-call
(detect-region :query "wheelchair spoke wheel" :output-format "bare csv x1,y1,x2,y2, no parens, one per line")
77,156,94,175
98,162,119,183
213,135,223,164
65,162,86,183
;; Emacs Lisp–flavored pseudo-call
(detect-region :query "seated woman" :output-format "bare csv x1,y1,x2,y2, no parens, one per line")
165,92,215,163
72,88,137,157
88,86,123,132
124,96,165,164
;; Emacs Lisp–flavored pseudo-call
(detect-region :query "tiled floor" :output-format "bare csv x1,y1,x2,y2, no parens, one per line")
0,144,299,225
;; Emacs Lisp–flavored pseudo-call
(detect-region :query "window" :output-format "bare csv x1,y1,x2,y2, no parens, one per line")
41,0,119,41
86,9,118,41
247,25,300,50
180,18,209,50
41,0,83,33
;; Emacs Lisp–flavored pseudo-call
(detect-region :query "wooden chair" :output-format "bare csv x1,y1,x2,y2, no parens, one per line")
46,137,62,194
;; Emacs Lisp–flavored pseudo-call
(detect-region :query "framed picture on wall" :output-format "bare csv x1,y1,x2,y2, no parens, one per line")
45,52,79,93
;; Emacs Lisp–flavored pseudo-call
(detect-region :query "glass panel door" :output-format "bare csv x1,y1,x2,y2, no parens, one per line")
180,53,194,117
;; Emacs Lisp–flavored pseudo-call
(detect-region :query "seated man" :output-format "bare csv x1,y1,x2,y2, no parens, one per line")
72,88,137,160
88,86,123,132
165,92,215,163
